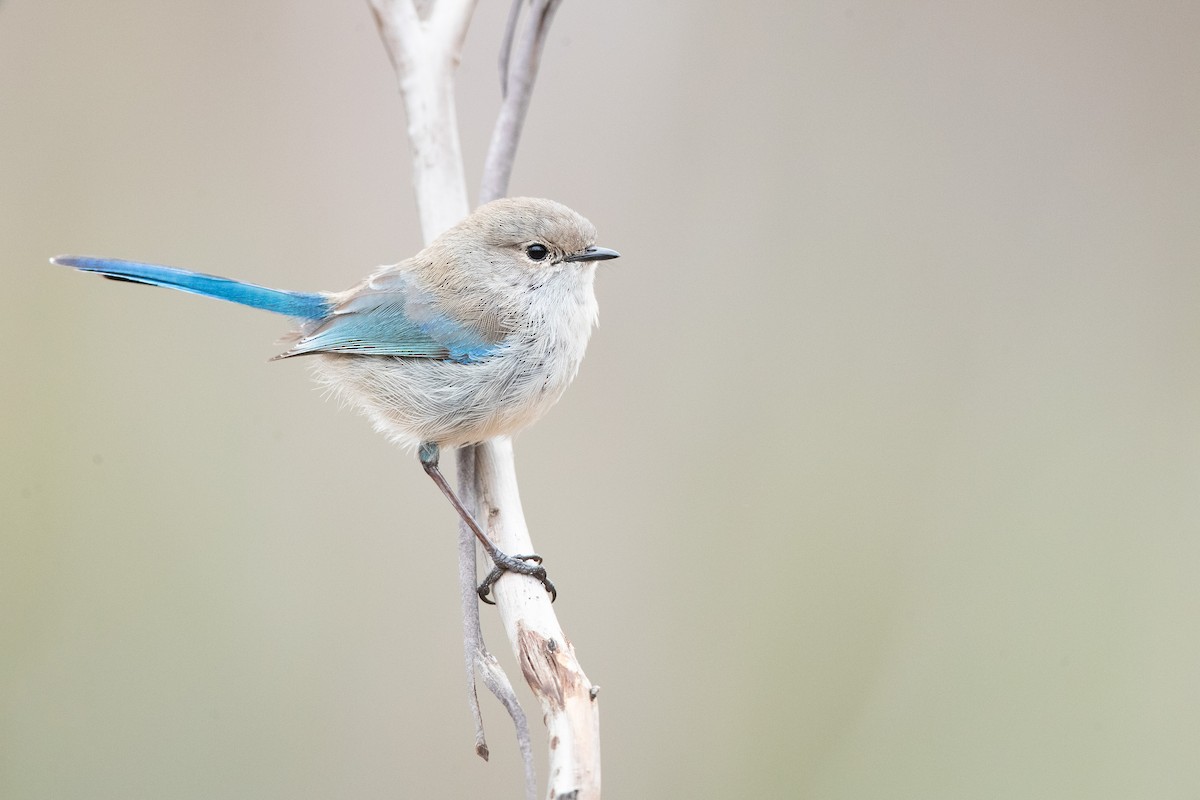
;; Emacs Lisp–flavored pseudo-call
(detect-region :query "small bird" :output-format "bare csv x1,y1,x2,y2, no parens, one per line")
53,196,619,602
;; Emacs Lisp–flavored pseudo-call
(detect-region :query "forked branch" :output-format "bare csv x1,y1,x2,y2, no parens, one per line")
369,2,600,798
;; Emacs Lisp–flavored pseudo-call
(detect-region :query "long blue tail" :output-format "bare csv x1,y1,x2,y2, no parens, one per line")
51,256,330,320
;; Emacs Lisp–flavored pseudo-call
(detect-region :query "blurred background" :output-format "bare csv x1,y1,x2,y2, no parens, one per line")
3,1,1199,797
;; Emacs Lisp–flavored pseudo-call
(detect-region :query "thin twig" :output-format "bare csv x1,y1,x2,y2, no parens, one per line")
456,446,536,798
454,446,488,761
480,0,564,205
497,0,523,98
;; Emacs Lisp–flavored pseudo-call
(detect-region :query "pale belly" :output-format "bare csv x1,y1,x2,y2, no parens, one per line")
309,339,583,450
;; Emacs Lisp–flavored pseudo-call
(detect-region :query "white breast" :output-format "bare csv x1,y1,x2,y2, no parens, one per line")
310,266,599,450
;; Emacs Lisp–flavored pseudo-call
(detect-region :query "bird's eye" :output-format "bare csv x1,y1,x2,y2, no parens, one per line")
525,243,550,261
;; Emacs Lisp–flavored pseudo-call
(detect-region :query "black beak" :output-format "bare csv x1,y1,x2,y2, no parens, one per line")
565,246,621,263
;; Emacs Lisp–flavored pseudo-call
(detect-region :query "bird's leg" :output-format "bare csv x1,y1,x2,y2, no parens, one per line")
418,442,556,604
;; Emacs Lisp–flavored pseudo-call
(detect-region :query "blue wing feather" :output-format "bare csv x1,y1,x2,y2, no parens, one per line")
278,273,498,362
280,302,451,359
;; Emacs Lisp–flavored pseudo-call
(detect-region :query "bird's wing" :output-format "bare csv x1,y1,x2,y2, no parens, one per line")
275,269,499,362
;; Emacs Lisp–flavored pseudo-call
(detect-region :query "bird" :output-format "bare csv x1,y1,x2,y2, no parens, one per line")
52,196,620,602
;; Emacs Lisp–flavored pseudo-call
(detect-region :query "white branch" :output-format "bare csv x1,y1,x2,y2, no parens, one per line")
370,0,474,240
475,437,601,799
370,1,600,797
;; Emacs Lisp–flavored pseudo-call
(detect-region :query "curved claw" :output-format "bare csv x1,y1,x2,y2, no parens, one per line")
476,554,557,603
478,565,502,605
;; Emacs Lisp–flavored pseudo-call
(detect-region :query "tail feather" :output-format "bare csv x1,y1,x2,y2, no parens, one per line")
51,256,329,320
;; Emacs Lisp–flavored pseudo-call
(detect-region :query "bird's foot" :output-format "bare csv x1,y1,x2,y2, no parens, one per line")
477,552,557,604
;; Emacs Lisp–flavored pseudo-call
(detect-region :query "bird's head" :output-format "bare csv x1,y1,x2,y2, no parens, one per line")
437,197,619,288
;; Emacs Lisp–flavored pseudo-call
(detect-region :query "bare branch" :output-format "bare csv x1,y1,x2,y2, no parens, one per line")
497,0,523,97
369,0,473,240
428,0,477,55
480,0,563,204
370,1,599,797
454,450,488,760
473,437,601,799
475,641,537,798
